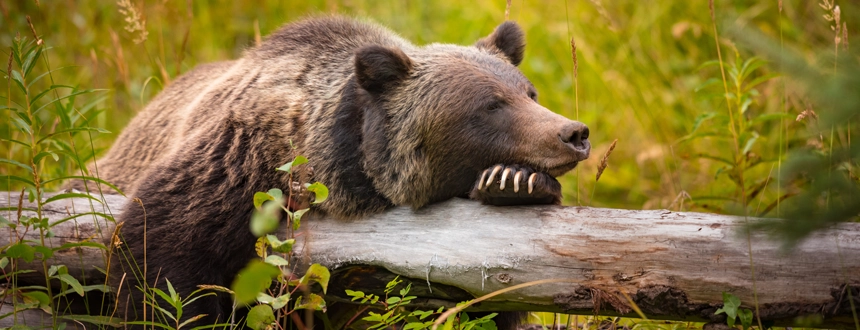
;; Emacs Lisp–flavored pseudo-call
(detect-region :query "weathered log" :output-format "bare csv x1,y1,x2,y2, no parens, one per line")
1,192,858,328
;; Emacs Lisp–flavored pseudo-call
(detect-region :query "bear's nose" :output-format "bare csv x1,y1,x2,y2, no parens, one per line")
560,122,590,155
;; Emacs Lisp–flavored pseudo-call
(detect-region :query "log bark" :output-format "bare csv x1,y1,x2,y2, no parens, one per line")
1,192,858,328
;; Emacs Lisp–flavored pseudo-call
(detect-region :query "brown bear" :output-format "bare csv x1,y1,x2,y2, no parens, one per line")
88,16,590,329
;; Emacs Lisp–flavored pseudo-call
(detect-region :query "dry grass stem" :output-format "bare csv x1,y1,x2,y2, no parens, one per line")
843,22,849,50
26,16,43,46
596,139,618,182
796,109,818,123
505,0,511,20
117,0,148,44
778,0,783,13
570,37,578,78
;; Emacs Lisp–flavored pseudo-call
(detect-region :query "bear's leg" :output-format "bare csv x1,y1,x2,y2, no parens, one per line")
469,164,562,206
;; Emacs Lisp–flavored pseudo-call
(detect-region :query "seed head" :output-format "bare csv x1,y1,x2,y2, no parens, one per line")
595,139,618,182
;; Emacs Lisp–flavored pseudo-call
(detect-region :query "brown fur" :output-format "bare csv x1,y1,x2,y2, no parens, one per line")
86,16,590,329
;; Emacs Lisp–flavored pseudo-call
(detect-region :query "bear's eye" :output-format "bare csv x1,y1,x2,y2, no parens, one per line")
485,101,503,112
528,91,538,101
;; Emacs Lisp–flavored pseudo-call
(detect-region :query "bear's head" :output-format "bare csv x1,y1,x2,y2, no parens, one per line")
355,21,591,208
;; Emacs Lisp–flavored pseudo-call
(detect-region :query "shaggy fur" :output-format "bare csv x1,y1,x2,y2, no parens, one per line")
85,16,590,329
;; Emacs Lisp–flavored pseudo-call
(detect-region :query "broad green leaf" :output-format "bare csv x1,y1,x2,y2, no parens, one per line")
45,192,104,205
738,308,753,330
263,255,289,267
231,260,280,305
22,291,51,312
293,293,326,311
253,191,274,209
256,292,275,304
297,263,330,294
266,235,294,253
34,245,53,260
271,293,290,309
11,117,32,134
0,257,8,268
246,304,275,330
307,182,329,204
276,155,308,174
250,201,279,237
7,242,36,263
267,188,283,200
55,273,84,296
292,208,308,231
715,292,741,328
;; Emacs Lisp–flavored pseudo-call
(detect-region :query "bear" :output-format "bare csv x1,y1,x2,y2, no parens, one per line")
86,16,591,329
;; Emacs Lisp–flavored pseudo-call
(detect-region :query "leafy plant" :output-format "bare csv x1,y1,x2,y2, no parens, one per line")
345,276,498,330
231,155,331,330
715,292,754,330
2,27,114,327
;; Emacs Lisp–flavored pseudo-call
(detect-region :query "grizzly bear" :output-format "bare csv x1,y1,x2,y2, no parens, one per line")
88,16,590,329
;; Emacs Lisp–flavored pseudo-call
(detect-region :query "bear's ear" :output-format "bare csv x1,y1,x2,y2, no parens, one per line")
355,45,413,94
475,21,525,66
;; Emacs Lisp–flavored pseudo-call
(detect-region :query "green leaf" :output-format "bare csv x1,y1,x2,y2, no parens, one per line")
55,273,85,296
44,192,104,205
32,151,59,164
246,305,275,330
0,158,33,174
59,315,122,327
21,46,42,78
10,70,26,92
34,245,53,260
42,175,125,196
253,191,274,209
11,117,32,134
0,257,8,268
34,88,105,116
6,242,36,263
250,200,280,237
738,308,753,330
22,291,51,312
271,293,290,309
345,289,365,301
387,296,401,305
53,241,108,252
267,188,283,200
231,260,280,305
293,293,326,311
276,155,308,173
266,235,294,253
741,131,760,155
0,175,35,188
264,255,289,266
50,212,115,228
297,263,330,294
37,127,111,144
257,293,275,304
714,292,741,328
307,182,329,204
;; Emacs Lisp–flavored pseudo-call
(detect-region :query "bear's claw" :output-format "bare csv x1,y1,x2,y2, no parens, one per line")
470,164,562,206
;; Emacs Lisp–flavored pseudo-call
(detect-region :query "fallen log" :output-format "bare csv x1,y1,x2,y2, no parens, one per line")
0,192,858,328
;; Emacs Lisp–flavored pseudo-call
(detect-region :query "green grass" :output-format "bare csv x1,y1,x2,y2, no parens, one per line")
3,0,858,213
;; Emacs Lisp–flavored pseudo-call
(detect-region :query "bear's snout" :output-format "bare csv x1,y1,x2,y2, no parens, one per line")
559,121,591,160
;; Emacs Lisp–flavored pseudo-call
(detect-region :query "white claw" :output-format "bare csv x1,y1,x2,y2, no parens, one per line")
486,165,503,187
528,173,537,194
478,169,489,190
513,171,523,193
499,168,512,190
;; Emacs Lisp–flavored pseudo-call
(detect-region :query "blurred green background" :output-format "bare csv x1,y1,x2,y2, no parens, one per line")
3,0,859,217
